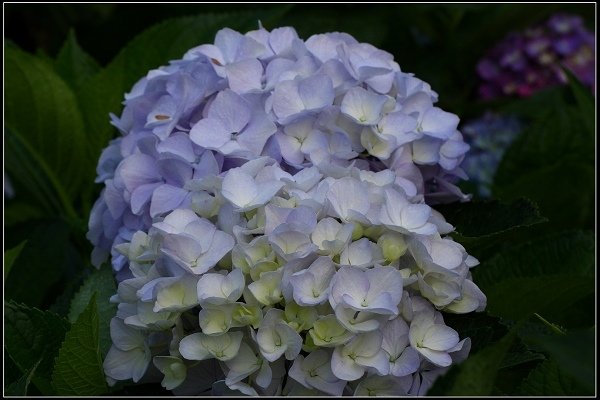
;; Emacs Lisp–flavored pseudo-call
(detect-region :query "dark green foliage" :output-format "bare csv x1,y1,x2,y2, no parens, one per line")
4,220,73,308
67,265,117,356
52,294,109,395
4,302,70,395
435,197,546,238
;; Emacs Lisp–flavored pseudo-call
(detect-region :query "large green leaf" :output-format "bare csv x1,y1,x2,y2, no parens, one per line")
4,220,72,307
55,30,101,91
3,201,45,228
493,88,594,231
4,128,70,217
442,312,507,355
500,342,544,370
520,328,595,394
563,68,594,135
494,159,594,231
52,293,108,396
4,358,42,396
474,230,595,290
475,230,594,323
4,301,70,395
496,108,593,174
427,327,517,395
518,359,590,395
5,46,90,210
4,240,27,280
434,197,546,238
78,8,290,164
68,265,117,356
484,275,593,322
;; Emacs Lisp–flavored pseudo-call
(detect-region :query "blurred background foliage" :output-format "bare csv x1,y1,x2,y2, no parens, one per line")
4,3,596,397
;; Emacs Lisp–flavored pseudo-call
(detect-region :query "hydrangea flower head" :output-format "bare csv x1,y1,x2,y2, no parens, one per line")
477,12,595,99
89,24,485,396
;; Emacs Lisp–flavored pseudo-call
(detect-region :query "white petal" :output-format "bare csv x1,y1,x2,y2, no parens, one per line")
330,267,369,309
445,280,487,314
198,307,233,335
255,359,273,388
179,333,211,361
272,80,304,120
421,107,459,139
290,271,322,306
189,117,231,150
412,137,441,165
154,208,199,234
288,355,309,387
155,278,199,312
341,86,388,125
422,324,460,351
226,59,264,93
326,177,370,221
257,325,286,362
331,345,365,381
197,273,228,305
110,318,146,351
249,180,285,208
104,346,150,383
221,169,259,208
382,317,409,357
416,347,452,367
357,349,390,375
365,266,403,308
298,74,334,111
150,184,189,218
224,342,260,384
390,347,420,377
153,356,187,390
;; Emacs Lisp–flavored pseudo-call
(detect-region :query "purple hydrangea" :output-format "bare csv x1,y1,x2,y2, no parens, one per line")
477,13,595,99
89,25,485,396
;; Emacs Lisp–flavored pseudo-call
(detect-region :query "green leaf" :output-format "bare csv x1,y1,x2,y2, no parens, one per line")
4,220,71,307
518,358,591,395
533,313,566,336
442,312,507,354
68,265,117,356
55,29,101,91
494,159,595,231
474,230,595,291
4,349,23,389
434,197,546,238
48,268,87,318
563,67,594,134
5,128,71,217
485,275,593,323
4,240,27,280
52,293,108,396
3,201,45,227
4,301,70,395
493,90,594,231
78,8,290,165
5,358,42,396
520,328,595,394
427,326,517,395
500,348,544,370
5,46,90,211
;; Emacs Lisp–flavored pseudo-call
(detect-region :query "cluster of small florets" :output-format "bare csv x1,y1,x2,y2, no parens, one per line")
88,25,485,396
460,112,523,198
477,13,595,99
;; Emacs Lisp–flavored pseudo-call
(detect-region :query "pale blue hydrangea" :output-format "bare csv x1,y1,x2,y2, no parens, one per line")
460,112,523,197
90,25,484,396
